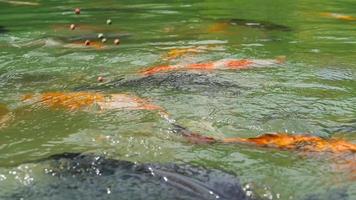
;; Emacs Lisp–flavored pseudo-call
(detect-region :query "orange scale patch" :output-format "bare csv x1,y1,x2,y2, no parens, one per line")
187,62,215,70
225,59,254,69
140,65,179,76
223,133,356,154
39,92,105,110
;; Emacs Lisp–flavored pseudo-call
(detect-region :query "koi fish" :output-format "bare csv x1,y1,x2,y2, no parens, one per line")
222,133,356,154
0,0,39,6
164,47,204,60
208,19,291,33
86,72,244,96
0,104,11,129
22,92,163,112
221,133,356,176
321,12,356,21
163,45,223,60
141,57,285,76
208,22,230,33
174,127,356,176
4,153,251,200
171,124,356,154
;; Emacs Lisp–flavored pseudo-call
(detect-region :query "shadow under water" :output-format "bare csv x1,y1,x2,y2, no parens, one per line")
0,26,8,34
2,153,252,200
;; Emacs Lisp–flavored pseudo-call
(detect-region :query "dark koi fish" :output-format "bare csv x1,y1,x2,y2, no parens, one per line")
141,57,285,76
85,72,245,96
2,152,251,200
208,19,291,32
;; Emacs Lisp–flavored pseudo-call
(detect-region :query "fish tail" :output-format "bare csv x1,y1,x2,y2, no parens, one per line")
170,123,217,144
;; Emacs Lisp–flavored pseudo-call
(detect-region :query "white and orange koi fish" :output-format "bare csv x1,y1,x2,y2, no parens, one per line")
141,57,285,76
22,92,163,112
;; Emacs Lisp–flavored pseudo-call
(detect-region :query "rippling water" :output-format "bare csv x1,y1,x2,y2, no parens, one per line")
0,0,355,199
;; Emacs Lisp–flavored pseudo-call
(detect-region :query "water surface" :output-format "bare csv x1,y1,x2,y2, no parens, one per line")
0,0,355,199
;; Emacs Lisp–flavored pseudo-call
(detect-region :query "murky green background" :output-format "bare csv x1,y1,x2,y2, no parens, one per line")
0,0,355,199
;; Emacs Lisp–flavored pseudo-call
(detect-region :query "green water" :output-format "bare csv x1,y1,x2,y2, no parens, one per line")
0,0,355,199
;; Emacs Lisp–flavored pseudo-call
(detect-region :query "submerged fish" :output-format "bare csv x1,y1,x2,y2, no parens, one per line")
163,45,222,60
0,103,11,129
208,19,291,32
2,152,251,200
222,133,356,154
22,92,162,112
164,47,204,60
87,72,245,95
172,124,356,154
141,57,285,76
321,12,356,21
173,126,356,175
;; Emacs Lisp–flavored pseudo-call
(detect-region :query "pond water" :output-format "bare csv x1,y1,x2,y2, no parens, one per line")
0,0,355,199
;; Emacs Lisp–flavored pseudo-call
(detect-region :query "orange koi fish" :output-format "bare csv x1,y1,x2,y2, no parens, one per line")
22,92,163,112
165,48,204,60
141,57,285,76
207,22,230,33
0,104,11,129
321,12,356,21
222,133,356,154
173,124,356,154
180,132,356,176
163,45,223,60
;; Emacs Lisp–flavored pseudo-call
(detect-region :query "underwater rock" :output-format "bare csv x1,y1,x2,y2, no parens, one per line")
3,153,252,200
